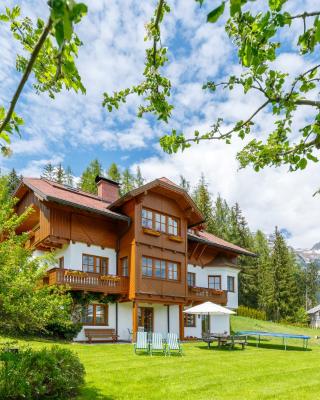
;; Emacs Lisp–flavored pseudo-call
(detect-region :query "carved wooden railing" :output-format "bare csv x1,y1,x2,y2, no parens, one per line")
47,268,129,294
187,286,227,304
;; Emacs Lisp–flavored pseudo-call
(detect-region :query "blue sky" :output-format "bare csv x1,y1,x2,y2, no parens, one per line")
0,0,319,248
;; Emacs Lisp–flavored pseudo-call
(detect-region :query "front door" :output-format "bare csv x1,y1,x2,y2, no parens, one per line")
201,315,210,336
138,307,154,332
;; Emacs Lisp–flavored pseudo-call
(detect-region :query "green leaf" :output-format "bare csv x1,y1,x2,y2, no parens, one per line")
54,21,64,47
63,11,73,41
269,0,286,12
207,2,225,23
0,14,10,22
298,158,307,169
230,0,241,17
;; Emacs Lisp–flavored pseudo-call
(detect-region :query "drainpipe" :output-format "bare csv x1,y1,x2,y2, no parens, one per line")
115,302,118,339
167,305,170,333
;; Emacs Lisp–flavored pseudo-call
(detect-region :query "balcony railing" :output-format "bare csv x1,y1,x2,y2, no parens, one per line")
46,268,129,294
187,286,227,305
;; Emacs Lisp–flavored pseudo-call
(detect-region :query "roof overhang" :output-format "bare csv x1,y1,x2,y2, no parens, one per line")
108,178,204,227
188,233,257,257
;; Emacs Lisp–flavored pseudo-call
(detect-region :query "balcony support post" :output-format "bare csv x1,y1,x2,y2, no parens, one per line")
132,301,138,342
179,304,184,340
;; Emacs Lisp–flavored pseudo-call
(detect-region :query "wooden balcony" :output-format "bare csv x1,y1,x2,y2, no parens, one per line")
187,286,227,305
46,268,129,295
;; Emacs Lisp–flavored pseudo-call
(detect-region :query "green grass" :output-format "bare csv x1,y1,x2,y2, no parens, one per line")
2,317,320,400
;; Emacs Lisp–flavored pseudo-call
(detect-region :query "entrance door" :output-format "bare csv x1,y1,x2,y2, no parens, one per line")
201,314,210,336
138,307,154,332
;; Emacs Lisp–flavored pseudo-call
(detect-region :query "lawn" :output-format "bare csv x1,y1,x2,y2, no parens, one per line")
2,317,320,400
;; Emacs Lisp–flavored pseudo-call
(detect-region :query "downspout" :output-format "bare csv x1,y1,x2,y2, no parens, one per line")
167,305,170,333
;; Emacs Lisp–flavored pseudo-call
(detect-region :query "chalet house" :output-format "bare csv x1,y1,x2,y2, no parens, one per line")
307,305,320,328
14,176,254,341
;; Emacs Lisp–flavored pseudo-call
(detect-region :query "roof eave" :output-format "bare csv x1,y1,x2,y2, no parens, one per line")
188,234,257,257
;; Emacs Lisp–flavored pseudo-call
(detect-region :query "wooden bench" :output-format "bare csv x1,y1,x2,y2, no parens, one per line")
222,335,248,350
84,328,118,343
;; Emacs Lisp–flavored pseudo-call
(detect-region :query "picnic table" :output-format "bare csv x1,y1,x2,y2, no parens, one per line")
202,333,248,350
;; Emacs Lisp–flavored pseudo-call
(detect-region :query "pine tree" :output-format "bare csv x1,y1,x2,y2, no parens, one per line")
302,262,319,310
254,230,274,316
55,163,66,184
270,227,299,321
107,162,121,183
192,174,213,229
210,195,230,239
7,168,21,194
41,163,55,181
65,166,74,187
79,159,103,194
121,168,135,195
135,166,145,188
179,175,190,193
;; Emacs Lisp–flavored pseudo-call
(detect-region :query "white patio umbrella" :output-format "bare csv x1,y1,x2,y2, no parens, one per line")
184,301,235,334
183,301,236,316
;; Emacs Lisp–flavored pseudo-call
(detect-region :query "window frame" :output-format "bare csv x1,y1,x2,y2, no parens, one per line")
208,275,222,290
121,256,129,277
82,254,109,275
81,304,108,326
141,207,180,237
141,256,180,282
184,313,196,328
227,276,235,292
187,272,196,287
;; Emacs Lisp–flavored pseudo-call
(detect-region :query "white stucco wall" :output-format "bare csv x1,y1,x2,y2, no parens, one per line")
54,242,117,274
118,302,132,341
187,264,240,309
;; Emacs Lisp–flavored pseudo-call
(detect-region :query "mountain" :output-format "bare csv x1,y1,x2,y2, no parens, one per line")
312,242,320,251
294,243,320,267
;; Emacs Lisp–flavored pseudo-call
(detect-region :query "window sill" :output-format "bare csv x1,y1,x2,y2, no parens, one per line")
142,227,161,237
168,235,183,242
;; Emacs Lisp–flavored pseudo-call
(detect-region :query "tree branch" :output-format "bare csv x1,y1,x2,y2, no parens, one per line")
152,0,164,67
0,18,52,134
289,11,320,20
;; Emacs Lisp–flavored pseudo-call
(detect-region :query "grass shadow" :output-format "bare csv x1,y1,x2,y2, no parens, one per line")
195,344,246,352
80,386,115,400
246,342,312,352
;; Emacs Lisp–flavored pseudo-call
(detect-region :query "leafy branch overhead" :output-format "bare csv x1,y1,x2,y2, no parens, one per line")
103,0,173,123
0,0,87,156
160,0,320,172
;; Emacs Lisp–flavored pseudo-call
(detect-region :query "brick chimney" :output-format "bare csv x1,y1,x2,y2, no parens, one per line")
95,176,120,203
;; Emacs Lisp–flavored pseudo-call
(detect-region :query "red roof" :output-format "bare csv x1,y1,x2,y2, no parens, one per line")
20,178,129,222
188,230,256,257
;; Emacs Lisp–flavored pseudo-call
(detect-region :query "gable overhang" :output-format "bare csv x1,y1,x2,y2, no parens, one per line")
108,178,204,227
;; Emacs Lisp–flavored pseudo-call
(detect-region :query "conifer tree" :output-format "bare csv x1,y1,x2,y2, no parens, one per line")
107,162,121,183
65,166,74,187
41,163,55,181
135,166,145,188
179,175,190,193
302,262,319,310
7,168,21,194
79,159,103,194
270,227,299,321
192,174,213,229
55,163,66,184
121,168,135,195
210,195,231,240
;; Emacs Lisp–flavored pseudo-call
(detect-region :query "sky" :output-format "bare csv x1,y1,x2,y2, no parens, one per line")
0,0,319,249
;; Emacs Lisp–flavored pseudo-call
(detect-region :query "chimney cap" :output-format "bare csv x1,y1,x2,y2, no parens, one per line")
95,175,120,187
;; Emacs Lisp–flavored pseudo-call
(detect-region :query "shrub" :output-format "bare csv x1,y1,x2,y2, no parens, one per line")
44,321,82,341
237,305,267,321
0,346,85,399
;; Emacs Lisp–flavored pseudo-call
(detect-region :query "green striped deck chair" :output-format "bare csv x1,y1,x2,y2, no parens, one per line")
150,333,165,356
167,333,182,356
134,332,149,354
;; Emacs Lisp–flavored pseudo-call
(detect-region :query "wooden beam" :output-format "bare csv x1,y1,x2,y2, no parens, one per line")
189,242,200,260
196,244,208,262
132,301,138,342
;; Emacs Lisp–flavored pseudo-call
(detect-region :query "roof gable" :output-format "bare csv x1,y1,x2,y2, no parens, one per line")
108,177,204,227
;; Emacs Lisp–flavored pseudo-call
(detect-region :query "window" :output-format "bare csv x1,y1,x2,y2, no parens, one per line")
59,256,64,269
208,275,221,290
81,304,108,325
184,313,196,328
141,208,180,236
187,272,196,287
154,259,166,279
155,213,166,232
168,217,178,236
227,276,235,292
142,209,153,229
168,262,178,280
141,257,180,281
142,256,153,277
82,254,108,274
121,257,129,277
